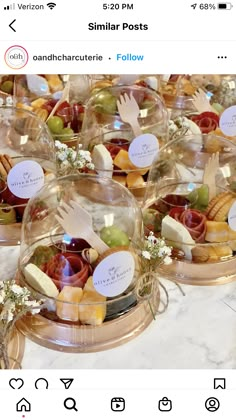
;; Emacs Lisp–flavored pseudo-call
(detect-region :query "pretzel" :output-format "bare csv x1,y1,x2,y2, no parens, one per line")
0,154,14,180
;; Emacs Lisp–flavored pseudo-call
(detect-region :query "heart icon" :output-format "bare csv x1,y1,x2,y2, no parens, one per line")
9,378,24,389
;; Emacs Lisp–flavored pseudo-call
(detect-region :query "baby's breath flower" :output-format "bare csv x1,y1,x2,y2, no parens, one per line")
11,284,24,295
55,140,68,150
0,279,43,368
140,232,172,272
55,141,94,174
57,151,68,161
142,250,151,260
164,256,172,265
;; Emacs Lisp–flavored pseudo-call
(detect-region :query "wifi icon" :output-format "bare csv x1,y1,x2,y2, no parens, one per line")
47,2,56,9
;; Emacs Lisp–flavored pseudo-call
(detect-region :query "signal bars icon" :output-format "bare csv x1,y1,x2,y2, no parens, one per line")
4,3,15,9
47,2,56,9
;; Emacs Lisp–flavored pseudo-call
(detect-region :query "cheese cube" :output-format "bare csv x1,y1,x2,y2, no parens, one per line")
126,172,145,188
56,286,83,321
79,291,106,326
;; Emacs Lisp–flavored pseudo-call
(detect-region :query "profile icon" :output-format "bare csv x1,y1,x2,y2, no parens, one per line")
4,45,28,69
205,397,220,412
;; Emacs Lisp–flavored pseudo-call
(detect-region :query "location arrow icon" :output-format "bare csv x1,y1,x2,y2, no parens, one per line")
60,378,74,389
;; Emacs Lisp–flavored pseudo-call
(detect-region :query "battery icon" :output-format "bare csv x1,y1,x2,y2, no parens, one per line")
218,3,233,8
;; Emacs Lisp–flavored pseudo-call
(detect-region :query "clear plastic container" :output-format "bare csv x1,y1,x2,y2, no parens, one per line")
143,134,236,285
81,84,169,148
0,106,56,245
18,174,160,352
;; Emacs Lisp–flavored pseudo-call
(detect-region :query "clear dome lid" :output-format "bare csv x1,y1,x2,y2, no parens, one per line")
80,85,168,202
19,174,143,325
81,84,169,147
143,133,236,285
210,75,236,110
159,74,223,113
0,106,56,243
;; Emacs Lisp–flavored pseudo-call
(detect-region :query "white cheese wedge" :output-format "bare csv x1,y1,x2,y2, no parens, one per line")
24,263,59,298
186,119,202,136
161,215,195,260
144,76,158,91
176,163,203,183
91,144,113,178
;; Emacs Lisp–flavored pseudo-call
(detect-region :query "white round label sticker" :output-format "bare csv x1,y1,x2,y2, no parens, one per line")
128,134,159,168
228,200,236,231
92,251,135,297
7,160,44,199
219,106,236,136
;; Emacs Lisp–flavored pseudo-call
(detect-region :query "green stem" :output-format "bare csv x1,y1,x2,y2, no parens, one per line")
148,298,156,321
0,343,10,369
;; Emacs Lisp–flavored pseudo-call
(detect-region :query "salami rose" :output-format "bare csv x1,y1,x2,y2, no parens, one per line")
45,252,91,290
191,112,219,134
169,207,206,243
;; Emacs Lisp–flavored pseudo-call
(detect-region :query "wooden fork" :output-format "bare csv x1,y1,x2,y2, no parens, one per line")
203,152,219,201
117,93,142,137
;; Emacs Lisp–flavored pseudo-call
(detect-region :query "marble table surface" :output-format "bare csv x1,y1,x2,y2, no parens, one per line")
2,246,236,369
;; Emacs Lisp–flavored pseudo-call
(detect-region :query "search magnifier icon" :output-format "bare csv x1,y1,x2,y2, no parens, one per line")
64,397,78,411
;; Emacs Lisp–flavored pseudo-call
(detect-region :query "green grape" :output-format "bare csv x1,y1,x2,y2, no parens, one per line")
0,204,16,224
59,127,74,141
29,245,58,267
1,80,14,94
187,189,198,205
100,225,130,247
140,100,153,110
94,91,117,114
212,103,224,114
47,116,64,134
197,184,209,206
188,184,209,211
143,209,157,225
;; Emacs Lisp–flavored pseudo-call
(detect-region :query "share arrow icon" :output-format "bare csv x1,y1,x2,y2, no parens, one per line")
60,378,74,389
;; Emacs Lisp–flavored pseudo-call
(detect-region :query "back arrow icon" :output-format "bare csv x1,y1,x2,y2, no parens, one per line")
9,19,16,32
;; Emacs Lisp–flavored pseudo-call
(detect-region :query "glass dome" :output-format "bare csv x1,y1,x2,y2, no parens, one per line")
159,74,223,118
143,133,236,285
81,84,169,146
80,85,168,202
18,174,160,351
0,106,56,245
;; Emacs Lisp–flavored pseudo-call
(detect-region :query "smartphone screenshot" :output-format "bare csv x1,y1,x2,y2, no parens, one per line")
0,0,236,418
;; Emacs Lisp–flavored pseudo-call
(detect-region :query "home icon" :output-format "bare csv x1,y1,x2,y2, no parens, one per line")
16,398,31,412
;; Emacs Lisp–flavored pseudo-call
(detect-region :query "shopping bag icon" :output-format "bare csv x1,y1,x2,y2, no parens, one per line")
158,397,172,411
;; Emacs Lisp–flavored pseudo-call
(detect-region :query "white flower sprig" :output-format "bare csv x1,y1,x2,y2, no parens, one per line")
168,116,190,140
55,140,94,174
136,232,172,317
0,279,44,368
141,231,172,268
0,280,42,323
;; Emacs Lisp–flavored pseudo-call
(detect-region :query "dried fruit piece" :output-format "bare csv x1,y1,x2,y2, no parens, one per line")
192,246,209,263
